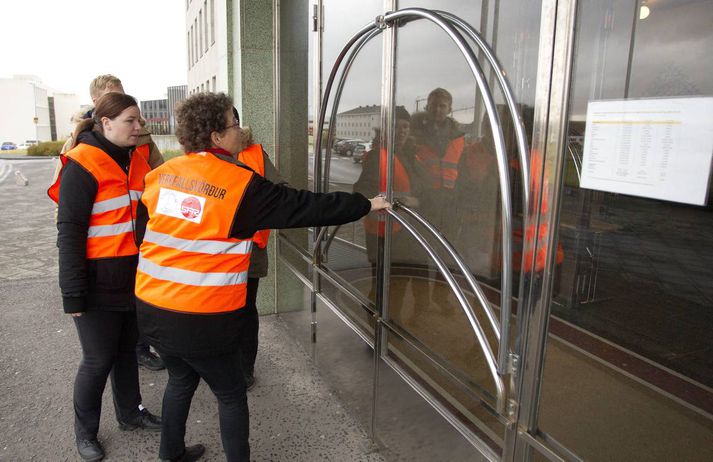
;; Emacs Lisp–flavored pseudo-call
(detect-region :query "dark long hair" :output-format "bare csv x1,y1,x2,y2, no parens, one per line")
71,92,138,148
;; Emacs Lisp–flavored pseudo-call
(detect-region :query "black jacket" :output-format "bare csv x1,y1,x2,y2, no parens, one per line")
57,130,140,313
136,151,371,358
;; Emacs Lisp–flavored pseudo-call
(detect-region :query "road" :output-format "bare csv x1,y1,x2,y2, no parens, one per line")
0,157,383,462
308,151,363,190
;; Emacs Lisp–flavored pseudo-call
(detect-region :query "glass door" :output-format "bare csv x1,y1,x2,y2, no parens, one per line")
514,0,713,460
305,1,550,459
368,1,544,459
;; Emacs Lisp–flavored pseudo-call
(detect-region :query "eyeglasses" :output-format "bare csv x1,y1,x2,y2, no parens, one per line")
223,120,240,131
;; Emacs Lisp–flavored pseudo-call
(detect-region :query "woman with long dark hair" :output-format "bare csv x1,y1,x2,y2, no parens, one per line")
50,92,161,461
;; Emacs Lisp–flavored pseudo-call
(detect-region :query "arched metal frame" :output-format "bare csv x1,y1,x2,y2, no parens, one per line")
312,6,532,410
272,1,583,460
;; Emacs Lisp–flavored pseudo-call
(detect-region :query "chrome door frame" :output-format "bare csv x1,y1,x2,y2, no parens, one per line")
504,0,579,461
274,1,580,460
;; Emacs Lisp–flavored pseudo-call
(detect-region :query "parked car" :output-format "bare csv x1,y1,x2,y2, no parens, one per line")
352,142,372,163
333,139,363,157
17,143,31,150
1,142,17,151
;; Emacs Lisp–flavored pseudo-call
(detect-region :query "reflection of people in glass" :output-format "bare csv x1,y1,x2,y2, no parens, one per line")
411,88,466,312
411,88,466,224
355,106,425,324
457,104,564,282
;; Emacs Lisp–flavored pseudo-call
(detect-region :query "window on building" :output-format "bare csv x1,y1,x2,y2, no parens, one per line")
201,83,204,92
187,32,191,69
210,0,215,44
203,1,208,53
194,18,198,62
206,79,210,92
212,76,216,92
199,10,203,57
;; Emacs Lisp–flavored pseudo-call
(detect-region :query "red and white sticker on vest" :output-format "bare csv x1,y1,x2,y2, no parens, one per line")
156,187,206,224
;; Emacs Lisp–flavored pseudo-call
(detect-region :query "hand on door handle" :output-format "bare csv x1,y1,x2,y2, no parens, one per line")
369,195,391,212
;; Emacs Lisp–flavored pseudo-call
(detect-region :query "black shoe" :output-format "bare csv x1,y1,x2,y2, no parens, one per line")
161,444,206,462
118,408,162,432
137,350,165,371
76,438,104,461
245,374,256,391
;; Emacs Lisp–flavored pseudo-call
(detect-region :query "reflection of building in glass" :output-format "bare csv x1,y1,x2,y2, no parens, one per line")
187,0,224,95
167,85,187,134
335,105,380,140
140,99,170,135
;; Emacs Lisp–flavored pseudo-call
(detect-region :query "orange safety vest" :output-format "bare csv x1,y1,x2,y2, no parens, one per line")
363,149,410,236
135,152,255,314
415,135,465,189
47,143,151,259
513,149,564,273
237,144,271,249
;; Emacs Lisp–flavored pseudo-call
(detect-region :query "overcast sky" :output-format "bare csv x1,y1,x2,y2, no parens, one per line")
0,0,186,105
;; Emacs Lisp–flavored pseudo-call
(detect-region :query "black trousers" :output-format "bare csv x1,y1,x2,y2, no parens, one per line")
159,351,249,461
136,337,151,355
73,310,142,440
238,277,260,377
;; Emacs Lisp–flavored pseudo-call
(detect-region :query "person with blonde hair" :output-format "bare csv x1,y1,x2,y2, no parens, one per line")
58,74,163,168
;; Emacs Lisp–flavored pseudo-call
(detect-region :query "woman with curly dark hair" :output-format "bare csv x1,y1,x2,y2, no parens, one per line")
134,92,389,462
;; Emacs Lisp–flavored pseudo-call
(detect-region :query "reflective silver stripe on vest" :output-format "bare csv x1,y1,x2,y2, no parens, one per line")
138,256,248,287
143,229,252,255
92,194,130,214
91,190,143,215
441,161,459,169
87,220,134,238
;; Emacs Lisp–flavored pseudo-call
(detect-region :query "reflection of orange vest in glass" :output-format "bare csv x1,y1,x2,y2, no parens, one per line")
47,143,151,259
415,135,465,189
363,149,410,236
513,149,564,273
238,144,271,249
135,152,255,314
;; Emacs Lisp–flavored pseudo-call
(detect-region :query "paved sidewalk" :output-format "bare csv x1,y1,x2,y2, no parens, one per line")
0,158,383,461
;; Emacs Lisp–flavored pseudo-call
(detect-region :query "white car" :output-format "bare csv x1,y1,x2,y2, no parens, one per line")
17,140,38,150
352,142,372,163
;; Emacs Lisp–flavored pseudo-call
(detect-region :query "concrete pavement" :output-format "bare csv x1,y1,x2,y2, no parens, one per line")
0,157,383,461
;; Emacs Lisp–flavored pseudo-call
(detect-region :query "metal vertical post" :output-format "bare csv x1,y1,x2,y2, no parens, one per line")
272,0,281,315
623,0,640,98
371,0,397,438
504,0,578,460
310,0,324,346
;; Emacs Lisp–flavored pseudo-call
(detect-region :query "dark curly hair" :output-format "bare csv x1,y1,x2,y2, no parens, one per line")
175,92,234,152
